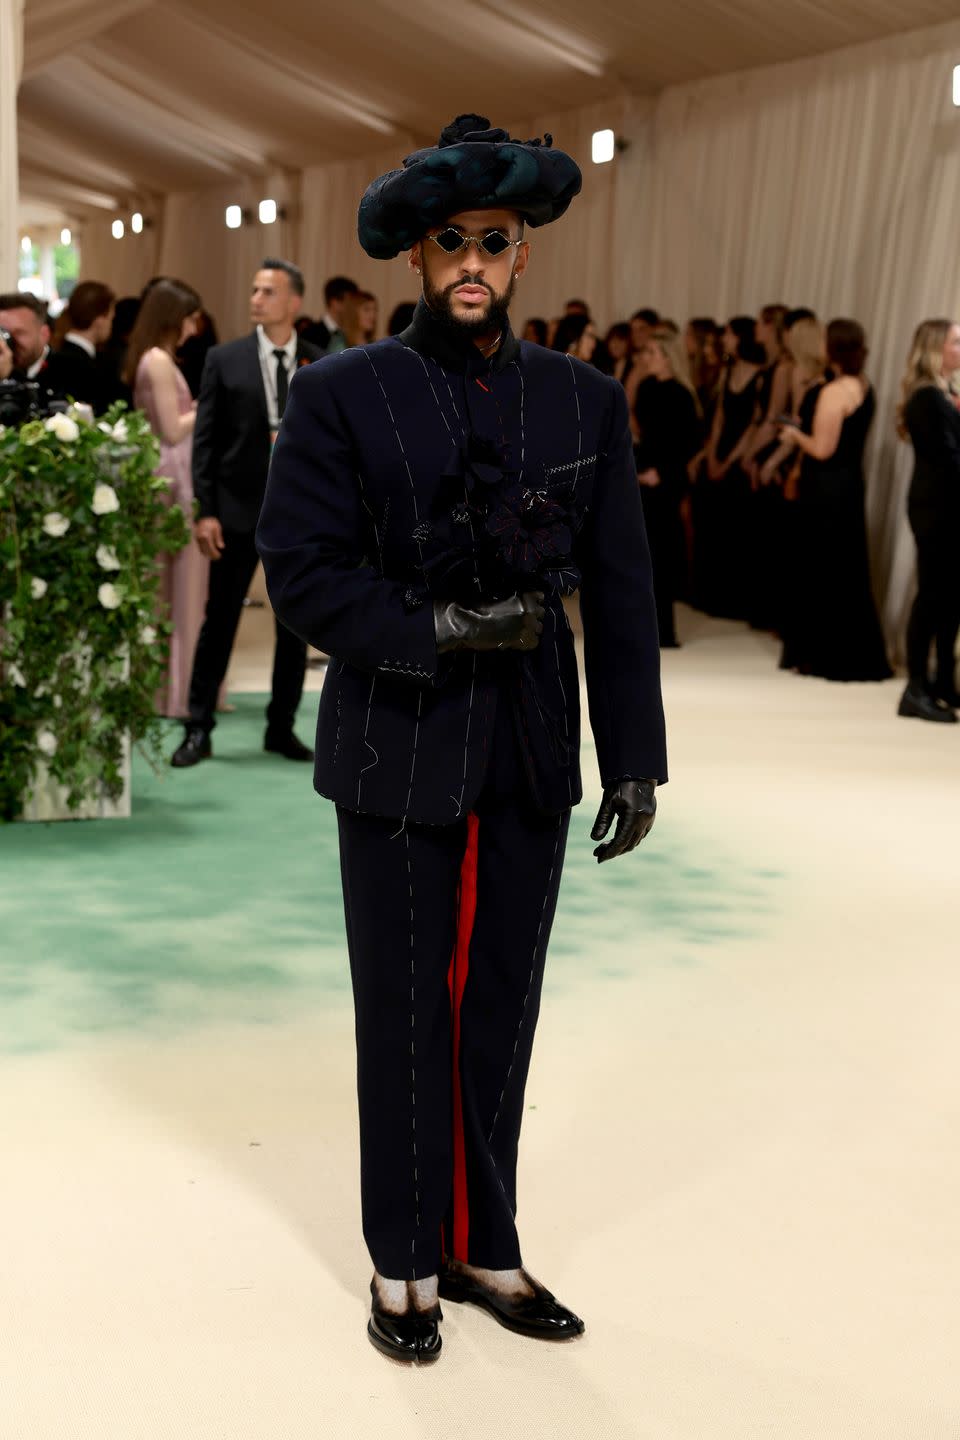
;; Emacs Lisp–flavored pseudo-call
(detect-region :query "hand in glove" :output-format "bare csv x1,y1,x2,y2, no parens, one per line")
435,592,545,653
591,779,657,864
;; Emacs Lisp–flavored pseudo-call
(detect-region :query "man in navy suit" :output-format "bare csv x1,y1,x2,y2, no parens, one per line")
257,118,667,1363
172,259,322,767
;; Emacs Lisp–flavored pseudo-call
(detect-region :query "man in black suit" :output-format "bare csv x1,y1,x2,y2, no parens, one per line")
57,281,115,413
302,275,357,354
171,258,322,768
257,117,667,1362
0,292,68,402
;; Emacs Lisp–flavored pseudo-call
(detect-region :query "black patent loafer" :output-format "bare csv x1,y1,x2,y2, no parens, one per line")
367,1284,442,1364
170,727,212,767
897,684,957,724
438,1265,585,1339
264,730,315,761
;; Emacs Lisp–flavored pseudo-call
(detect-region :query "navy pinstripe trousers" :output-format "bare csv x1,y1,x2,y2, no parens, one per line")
336,696,570,1280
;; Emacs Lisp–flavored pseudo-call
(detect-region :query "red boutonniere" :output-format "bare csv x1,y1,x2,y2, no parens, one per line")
298,356,313,368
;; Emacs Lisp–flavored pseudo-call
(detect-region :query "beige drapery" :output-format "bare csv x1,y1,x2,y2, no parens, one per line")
631,17,960,650
1,0,25,288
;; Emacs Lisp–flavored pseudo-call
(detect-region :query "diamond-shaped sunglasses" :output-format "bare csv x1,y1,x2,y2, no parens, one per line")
428,227,522,259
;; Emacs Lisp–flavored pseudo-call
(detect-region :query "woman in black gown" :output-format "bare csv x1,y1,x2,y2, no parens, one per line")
897,318,960,721
634,327,704,646
697,316,765,617
776,319,891,682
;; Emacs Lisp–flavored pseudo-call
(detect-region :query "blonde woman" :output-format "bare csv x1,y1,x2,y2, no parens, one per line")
895,318,960,722
775,319,891,682
759,317,827,493
634,326,704,645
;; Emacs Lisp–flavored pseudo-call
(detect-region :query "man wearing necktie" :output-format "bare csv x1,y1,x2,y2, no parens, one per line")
171,258,323,768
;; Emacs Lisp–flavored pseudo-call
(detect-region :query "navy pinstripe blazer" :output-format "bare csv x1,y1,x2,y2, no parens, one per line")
256,302,667,824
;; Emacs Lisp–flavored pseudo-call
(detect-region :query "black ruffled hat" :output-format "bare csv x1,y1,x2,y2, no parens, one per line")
357,114,583,260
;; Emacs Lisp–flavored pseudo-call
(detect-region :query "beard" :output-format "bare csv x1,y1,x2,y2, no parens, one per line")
422,271,515,339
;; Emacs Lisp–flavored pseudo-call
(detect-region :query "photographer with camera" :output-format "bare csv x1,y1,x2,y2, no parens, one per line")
0,293,68,402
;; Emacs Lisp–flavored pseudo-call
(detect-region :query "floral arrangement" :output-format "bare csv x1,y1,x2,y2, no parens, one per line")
0,404,190,821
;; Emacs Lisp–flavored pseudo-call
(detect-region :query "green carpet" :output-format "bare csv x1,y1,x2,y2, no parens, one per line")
0,693,779,1055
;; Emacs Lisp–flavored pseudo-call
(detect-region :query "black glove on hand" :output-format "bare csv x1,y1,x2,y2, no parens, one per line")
434,592,545,653
591,779,657,864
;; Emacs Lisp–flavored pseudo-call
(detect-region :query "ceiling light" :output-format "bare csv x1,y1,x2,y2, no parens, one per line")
259,199,278,225
591,129,615,165
131,212,144,234
225,205,242,229
112,219,125,239
60,227,72,246
21,235,32,254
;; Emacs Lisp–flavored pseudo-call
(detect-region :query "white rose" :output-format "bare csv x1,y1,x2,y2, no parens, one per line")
98,422,111,434
53,694,63,709
44,413,80,443
98,583,121,610
140,625,157,645
30,576,48,599
36,729,58,757
96,544,120,571
111,419,129,441
42,512,70,538
8,663,27,687
92,483,120,515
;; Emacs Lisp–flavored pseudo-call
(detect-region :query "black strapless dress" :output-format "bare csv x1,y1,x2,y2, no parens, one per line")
781,387,892,680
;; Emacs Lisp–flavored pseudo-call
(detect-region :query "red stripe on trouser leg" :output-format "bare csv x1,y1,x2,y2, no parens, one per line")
447,813,479,1263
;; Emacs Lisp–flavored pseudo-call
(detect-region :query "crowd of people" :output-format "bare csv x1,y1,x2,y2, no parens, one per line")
2,277,958,732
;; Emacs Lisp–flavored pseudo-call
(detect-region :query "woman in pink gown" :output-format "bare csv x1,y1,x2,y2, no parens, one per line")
126,280,222,718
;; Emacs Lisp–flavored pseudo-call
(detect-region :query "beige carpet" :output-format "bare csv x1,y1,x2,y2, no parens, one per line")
4,603,959,1439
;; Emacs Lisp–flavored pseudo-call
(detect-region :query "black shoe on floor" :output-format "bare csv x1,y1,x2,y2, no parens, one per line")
263,730,314,761
170,727,212,767
897,683,957,724
438,1264,585,1340
367,1282,442,1364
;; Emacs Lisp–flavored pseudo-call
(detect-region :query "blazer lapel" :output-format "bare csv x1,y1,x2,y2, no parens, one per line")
245,331,269,432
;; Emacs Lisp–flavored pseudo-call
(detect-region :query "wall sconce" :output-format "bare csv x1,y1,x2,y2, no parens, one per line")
591,129,629,164
259,199,288,225
112,219,125,239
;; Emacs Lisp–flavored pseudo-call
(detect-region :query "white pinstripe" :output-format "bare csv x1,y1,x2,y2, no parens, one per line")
356,674,379,808
564,355,583,492
487,814,565,1144
550,607,574,804
510,359,525,486
405,829,421,1277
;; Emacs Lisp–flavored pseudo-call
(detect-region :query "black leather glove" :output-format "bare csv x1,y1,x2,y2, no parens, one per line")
591,779,657,864
434,592,545,653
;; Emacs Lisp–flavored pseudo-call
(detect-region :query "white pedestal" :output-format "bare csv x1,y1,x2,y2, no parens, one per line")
18,734,132,822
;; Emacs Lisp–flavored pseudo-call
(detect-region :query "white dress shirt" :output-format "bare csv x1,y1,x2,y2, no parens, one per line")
64,331,96,358
256,324,297,430
26,345,51,379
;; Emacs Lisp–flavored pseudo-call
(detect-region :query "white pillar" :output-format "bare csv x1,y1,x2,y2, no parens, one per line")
0,0,25,289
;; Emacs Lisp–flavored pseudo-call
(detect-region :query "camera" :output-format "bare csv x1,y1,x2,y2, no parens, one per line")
0,377,70,427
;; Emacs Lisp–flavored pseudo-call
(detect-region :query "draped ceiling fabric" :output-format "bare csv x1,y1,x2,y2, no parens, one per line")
10,0,960,645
